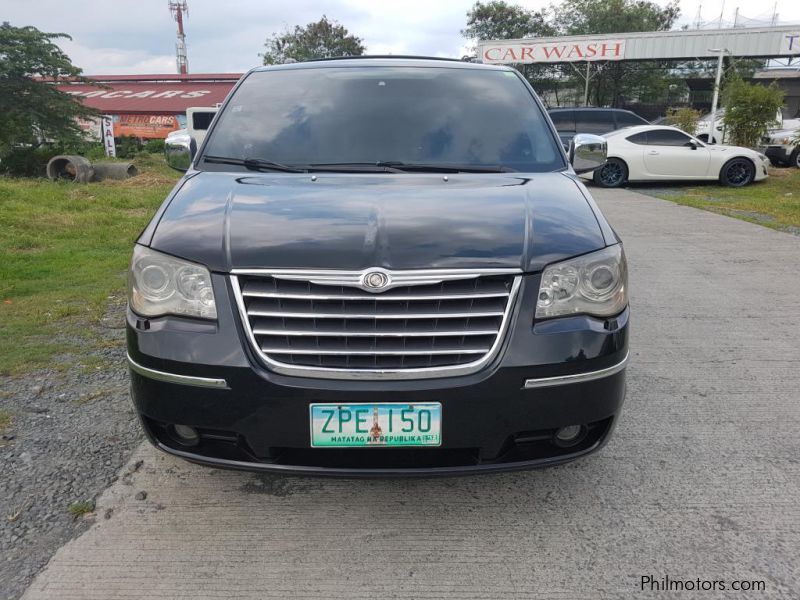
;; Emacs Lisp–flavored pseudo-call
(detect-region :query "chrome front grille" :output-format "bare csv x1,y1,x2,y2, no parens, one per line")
231,269,521,379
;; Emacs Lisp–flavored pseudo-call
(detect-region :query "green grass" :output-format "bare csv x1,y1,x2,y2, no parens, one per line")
648,167,800,232
0,154,179,375
67,500,95,518
0,409,10,432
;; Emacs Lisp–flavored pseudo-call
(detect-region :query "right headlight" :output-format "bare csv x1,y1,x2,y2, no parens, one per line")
128,245,217,320
535,244,628,320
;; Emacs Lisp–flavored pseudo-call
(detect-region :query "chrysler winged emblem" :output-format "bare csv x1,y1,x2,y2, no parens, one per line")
362,270,390,291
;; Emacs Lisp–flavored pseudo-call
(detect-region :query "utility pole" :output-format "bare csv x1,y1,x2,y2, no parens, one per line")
168,1,189,75
583,62,591,107
708,48,729,144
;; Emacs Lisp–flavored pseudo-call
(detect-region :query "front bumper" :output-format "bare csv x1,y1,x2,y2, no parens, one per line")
760,145,793,165
128,273,629,476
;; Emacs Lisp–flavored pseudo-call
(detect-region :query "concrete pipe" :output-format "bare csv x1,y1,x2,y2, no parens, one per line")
91,162,139,181
45,155,94,183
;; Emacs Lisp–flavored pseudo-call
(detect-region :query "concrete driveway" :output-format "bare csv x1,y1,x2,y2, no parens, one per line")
21,188,800,599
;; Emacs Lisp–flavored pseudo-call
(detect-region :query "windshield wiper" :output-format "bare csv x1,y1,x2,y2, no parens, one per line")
373,161,517,173
203,155,306,173
306,162,405,173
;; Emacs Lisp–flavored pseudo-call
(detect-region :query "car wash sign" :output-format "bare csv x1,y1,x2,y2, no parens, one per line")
479,39,626,64
478,26,800,64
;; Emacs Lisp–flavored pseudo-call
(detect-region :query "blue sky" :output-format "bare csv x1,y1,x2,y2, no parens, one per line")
5,0,799,74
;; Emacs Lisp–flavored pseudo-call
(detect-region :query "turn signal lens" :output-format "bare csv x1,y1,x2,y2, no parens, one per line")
535,245,627,319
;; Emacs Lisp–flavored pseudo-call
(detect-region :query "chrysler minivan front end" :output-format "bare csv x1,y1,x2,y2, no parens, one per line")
128,58,628,476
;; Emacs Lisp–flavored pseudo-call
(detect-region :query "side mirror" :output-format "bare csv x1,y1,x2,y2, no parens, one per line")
570,133,607,174
164,132,196,172
686,140,698,150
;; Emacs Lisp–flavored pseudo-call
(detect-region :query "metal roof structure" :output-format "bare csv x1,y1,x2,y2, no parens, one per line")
56,73,242,114
478,26,800,64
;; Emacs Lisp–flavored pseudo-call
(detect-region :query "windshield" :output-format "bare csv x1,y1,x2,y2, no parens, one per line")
202,65,564,173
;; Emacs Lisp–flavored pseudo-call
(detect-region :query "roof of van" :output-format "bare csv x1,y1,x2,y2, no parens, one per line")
251,56,511,72
547,107,639,113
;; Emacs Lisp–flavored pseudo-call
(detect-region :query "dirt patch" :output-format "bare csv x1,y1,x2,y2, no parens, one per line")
0,301,142,599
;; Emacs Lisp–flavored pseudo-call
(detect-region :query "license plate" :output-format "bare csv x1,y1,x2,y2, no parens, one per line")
309,402,442,448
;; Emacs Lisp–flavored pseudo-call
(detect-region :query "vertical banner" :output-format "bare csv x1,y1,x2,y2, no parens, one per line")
101,115,116,157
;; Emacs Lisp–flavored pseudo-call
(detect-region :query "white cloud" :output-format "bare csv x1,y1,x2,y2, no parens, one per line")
58,40,175,75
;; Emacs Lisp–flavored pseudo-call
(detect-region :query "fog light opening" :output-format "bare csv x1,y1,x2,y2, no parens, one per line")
552,424,587,448
169,424,200,447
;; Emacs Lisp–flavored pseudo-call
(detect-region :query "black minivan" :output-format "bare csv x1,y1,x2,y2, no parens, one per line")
548,107,649,149
129,58,629,476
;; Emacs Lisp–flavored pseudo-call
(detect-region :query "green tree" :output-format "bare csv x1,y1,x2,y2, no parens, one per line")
462,2,561,103
722,78,784,148
665,107,702,136
0,22,96,159
462,1,552,42
461,0,682,107
261,16,365,65
553,0,681,106
553,0,679,34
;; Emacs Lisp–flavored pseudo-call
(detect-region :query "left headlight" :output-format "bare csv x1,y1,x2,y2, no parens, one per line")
535,244,628,320
128,245,217,320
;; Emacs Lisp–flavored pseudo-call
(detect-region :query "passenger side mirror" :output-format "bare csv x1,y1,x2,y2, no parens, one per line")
164,132,196,172
570,134,607,174
686,140,698,150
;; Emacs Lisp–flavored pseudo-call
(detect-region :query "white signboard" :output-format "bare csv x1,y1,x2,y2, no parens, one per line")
480,39,626,64
101,115,116,158
781,33,800,54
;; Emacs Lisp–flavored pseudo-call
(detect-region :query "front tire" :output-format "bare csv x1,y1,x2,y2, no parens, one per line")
790,148,800,169
719,158,755,187
593,158,628,188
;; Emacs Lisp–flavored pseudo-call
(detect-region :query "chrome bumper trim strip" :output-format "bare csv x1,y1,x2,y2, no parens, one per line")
127,354,229,389
523,352,629,389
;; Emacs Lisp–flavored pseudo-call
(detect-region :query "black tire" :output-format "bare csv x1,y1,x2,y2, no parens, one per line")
791,148,800,169
719,158,755,187
593,158,628,188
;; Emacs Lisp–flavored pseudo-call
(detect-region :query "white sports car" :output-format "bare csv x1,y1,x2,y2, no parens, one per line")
583,125,770,188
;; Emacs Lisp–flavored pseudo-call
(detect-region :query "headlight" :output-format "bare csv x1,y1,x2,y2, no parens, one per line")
128,246,217,319
536,245,627,320
757,153,768,161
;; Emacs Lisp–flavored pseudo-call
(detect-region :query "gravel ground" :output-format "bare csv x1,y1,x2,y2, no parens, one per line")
16,189,800,599
0,298,142,600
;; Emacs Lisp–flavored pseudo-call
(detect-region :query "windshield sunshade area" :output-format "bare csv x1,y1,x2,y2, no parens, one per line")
202,66,564,173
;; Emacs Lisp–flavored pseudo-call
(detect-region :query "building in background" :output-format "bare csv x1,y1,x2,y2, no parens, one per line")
57,73,241,140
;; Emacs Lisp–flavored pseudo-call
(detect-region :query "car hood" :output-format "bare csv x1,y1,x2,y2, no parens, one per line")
147,171,607,273
766,127,798,138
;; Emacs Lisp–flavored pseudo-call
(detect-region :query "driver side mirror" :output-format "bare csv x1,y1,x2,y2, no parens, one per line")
570,134,607,174
164,132,196,172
